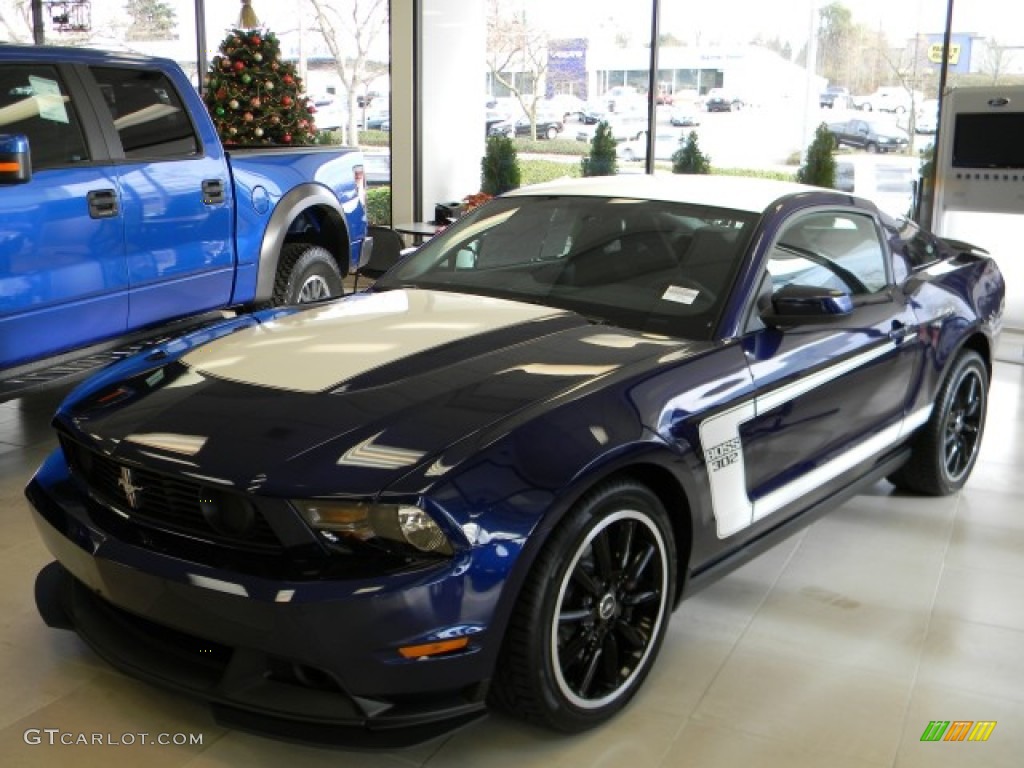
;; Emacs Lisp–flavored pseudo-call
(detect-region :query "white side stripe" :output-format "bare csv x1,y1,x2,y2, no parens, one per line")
701,342,930,538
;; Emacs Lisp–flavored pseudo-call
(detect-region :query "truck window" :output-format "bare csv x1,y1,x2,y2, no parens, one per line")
89,67,199,159
0,65,89,169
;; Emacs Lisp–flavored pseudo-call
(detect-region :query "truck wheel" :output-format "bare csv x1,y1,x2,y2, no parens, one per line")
866,142,879,154
273,244,344,305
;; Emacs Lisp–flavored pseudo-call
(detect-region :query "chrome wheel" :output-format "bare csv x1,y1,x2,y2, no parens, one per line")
297,274,331,303
550,508,669,710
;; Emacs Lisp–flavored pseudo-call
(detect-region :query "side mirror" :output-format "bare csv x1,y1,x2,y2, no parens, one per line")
0,134,31,184
761,284,854,327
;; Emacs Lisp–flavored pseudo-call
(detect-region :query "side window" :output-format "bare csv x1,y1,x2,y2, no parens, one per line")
0,65,89,169
89,67,198,159
770,211,888,297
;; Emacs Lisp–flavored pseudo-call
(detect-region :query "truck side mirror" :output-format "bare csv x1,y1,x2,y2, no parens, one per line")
0,134,31,184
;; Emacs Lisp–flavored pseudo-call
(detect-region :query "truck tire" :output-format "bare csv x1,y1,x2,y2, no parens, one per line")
866,142,879,154
272,244,344,306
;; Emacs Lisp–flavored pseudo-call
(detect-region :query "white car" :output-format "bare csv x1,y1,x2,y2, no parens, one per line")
616,131,686,162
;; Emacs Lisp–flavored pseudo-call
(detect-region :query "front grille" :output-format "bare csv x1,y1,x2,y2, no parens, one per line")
61,435,282,552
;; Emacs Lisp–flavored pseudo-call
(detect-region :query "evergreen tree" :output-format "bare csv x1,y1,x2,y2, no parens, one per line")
202,27,317,146
797,122,837,188
582,120,617,177
481,135,521,195
672,131,711,174
124,0,178,41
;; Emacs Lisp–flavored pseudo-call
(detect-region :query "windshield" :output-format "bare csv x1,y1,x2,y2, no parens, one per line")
376,195,757,340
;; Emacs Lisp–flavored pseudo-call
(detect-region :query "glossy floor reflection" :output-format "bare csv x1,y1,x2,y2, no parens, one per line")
1,340,1021,768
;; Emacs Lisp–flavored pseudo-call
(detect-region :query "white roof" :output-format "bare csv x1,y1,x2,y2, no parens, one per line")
505,174,827,214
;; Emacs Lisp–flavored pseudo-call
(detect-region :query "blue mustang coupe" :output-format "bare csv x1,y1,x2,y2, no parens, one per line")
27,176,1004,746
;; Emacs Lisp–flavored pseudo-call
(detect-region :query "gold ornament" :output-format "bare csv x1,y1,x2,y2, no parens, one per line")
238,0,260,28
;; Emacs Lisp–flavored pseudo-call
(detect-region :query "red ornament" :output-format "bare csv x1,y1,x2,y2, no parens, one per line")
243,112,254,122
283,74,294,85
283,134,292,143
250,97,261,107
251,35,262,46
216,88,227,100
281,95,293,107
233,61,245,72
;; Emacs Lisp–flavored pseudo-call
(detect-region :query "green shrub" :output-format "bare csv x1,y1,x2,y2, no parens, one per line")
796,122,837,188
512,137,587,156
672,131,711,174
366,186,391,225
713,167,798,182
582,121,617,177
481,135,522,195
520,158,582,186
358,130,390,147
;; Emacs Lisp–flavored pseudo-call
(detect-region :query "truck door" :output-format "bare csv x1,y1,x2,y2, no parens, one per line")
86,66,234,330
0,63,128,370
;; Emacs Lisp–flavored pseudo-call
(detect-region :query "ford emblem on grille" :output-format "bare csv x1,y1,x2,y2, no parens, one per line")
117,466,145,509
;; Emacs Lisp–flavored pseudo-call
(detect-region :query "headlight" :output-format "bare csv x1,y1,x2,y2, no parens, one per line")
292,499,453,556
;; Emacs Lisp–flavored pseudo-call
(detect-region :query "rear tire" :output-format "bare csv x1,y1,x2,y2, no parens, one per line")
546,125,558,140
272,244,344,306
489,480,676,732
888,349,988,495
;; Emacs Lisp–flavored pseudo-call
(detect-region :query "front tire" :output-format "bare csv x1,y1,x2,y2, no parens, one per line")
546,125,559,140
889,349,988,495
272,243,344,306
490,481,676,732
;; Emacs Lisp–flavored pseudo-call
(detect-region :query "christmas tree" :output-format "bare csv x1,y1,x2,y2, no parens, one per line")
202,27,318,146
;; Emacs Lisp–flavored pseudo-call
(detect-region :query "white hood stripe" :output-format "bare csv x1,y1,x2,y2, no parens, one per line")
183,290,565,393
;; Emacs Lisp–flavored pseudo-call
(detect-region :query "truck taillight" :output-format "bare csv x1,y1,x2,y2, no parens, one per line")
354,165,367,211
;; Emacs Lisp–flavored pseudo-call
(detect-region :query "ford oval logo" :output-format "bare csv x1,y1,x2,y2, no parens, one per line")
987,97,1010,107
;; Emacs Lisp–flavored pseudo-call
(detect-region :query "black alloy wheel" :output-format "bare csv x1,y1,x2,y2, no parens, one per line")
888,349,988,495
490,481,676,732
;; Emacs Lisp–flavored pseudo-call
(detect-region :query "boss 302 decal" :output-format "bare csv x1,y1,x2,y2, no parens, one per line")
700,342,932,538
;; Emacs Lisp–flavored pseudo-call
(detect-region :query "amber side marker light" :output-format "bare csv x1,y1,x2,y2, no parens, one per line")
398,637,470,659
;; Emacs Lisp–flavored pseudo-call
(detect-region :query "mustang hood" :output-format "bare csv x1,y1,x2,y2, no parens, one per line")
58,290,696,496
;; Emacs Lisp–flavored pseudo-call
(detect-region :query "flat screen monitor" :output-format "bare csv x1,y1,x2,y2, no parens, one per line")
952,112,1024,169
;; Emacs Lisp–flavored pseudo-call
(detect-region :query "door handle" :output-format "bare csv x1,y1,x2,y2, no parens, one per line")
87,189,119,219
889,320,910,343
202,179,225,205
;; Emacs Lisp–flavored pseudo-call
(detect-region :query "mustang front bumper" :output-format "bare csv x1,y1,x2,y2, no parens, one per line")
26,450,493,747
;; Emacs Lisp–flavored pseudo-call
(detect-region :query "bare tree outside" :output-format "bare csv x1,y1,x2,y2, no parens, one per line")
308,0,388,145
486,0,550,141
0,0,32,41
981,38,1016,85
124,0,178,42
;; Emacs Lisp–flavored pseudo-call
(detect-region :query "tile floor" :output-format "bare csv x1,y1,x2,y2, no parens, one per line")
0,338,1021,767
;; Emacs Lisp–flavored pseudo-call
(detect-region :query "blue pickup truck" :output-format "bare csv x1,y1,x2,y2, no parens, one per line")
0,44,368,375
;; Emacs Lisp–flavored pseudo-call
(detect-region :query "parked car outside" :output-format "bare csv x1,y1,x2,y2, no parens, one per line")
615,130,685,162
827,117,910,153
490,112,564,140
914,98,938,133
705,88,743,112
819,85,851,109
853,87,923,114
29,174,1003,746
669,103,701,126
363,151,391,187
545,94,585,122
575,114,647,143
